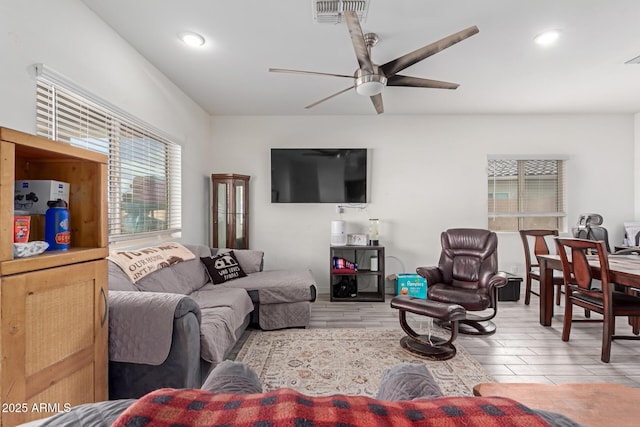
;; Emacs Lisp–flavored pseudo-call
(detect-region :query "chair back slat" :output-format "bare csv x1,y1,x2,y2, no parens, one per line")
569,247,594,290
519,230,558,270
533,236,551,256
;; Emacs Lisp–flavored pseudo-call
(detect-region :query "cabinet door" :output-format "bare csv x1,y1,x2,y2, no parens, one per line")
211,174,250,249
232,178,249,249
1,260,108,425
213,180,229,248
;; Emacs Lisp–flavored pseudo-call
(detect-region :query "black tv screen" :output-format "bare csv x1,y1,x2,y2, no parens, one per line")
271,149,368,203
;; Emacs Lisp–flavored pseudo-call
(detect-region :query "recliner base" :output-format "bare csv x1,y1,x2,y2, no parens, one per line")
399,335,457,361
435,318,497,336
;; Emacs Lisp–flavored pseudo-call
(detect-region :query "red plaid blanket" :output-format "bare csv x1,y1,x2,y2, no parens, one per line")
111,387,551,427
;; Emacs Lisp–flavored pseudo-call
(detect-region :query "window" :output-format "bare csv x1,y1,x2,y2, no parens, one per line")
35,65,181,243
488,158,566,231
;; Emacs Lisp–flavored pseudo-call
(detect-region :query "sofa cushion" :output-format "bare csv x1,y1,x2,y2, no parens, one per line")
217,269,316,304
108,261,138,292
201,251,247,284
189,286,254,363
166,244,211,292
216,248,264,274
134,265,187,294
132,244,211,295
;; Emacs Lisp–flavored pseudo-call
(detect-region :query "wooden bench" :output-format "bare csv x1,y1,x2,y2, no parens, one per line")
473,382,640,427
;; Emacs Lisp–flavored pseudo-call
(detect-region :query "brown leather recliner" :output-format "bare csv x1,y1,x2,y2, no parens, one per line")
416,228,507,335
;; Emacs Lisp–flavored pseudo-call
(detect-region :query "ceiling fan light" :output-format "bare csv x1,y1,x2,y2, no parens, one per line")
355,74,387,96
179,31,205,47
356,81,384,96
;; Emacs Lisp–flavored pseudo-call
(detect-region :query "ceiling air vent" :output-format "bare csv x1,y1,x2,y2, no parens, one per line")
313,0,370,24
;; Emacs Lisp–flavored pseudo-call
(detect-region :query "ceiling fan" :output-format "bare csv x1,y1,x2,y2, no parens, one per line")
269,11,479,114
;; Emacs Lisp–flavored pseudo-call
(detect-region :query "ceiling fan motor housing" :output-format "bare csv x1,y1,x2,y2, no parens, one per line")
355,67,387,96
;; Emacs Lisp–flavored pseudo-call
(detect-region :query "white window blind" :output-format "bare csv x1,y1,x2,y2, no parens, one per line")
488,158,566,231
35,65,182,242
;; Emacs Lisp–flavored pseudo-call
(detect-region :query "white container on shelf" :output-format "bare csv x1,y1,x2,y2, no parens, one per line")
370,255,378,271
330,220,347,246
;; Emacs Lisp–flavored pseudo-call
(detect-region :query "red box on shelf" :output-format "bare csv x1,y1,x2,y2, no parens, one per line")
13,215,30,243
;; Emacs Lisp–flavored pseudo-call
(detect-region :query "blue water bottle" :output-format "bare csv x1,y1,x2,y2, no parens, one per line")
45,199,70,251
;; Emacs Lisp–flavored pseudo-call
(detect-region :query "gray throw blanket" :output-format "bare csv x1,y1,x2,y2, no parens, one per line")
108,291,192,365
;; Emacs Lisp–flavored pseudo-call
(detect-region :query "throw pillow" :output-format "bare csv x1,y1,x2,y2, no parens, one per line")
201,251,247,284
108,242,195,283
216,248,264,274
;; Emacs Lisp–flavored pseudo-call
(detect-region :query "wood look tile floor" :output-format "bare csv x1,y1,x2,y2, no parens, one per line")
310,292,640,387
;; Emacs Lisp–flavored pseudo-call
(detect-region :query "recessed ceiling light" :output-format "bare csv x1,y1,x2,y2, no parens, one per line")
534,29,561,46
178,31,205,47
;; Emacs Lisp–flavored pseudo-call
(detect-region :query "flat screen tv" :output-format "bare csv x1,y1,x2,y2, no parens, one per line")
271,148,368,203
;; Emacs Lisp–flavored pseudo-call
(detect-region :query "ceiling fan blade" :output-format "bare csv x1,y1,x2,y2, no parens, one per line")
344,11,374,74
305,86,354,109
387,75,459,89
380,26,479,77
269,68,353,79
370,93,384,114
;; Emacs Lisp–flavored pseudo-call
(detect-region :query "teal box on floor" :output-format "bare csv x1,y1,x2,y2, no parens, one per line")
396,274,427,299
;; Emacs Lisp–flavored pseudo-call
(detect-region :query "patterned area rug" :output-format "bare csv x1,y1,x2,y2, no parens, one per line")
234,327,493,398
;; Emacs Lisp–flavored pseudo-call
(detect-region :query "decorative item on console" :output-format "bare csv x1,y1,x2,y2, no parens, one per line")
368,218,380,245
347,233,367,246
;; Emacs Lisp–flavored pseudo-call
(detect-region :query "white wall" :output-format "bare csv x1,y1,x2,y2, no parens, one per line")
0,0,212,245
211,115,635,294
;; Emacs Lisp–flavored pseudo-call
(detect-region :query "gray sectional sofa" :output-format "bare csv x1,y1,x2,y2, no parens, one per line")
107,243,316,399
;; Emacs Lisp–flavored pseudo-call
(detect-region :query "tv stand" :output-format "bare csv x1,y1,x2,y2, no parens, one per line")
330,245,385,302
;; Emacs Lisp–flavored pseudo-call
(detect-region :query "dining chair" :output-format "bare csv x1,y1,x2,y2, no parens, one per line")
571,213,611,253
555,237,640,363
613,247,640,334
519,230,564,306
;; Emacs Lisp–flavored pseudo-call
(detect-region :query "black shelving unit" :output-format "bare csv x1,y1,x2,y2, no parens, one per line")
330,245,385,302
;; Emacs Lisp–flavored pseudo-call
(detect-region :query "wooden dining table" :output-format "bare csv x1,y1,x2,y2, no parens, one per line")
537,253,640,326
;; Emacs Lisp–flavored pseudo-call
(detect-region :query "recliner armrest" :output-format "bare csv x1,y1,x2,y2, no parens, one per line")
489,272,508,290
416,266,443,284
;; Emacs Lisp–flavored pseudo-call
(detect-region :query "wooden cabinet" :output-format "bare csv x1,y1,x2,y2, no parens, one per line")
330,245,385,302
0,127,108,425
211,174,249,249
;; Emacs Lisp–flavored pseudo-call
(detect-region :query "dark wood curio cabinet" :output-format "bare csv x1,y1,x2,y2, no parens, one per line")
211,174,249,249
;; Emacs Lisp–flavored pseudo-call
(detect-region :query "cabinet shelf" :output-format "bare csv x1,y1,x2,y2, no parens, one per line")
330,245,385,302
0,247,108,276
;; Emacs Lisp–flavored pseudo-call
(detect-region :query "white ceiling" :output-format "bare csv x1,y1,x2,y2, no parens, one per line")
81,0,640,116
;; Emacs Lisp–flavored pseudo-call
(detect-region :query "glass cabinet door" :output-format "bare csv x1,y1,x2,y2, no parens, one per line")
234,180,245,248
215,182,228,248
211,174,249,249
